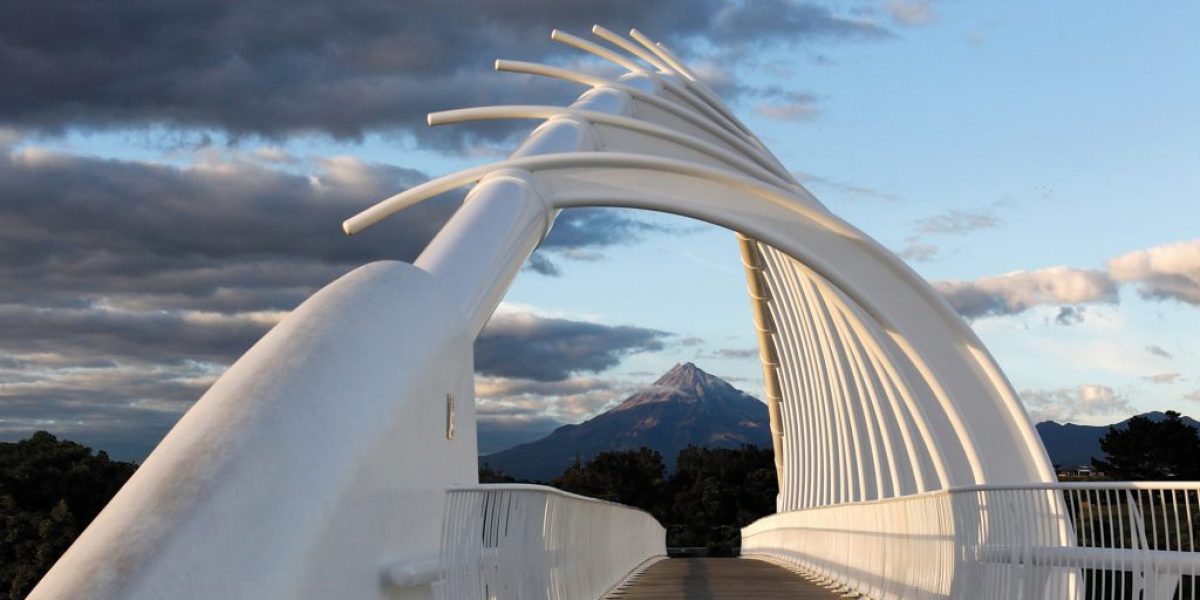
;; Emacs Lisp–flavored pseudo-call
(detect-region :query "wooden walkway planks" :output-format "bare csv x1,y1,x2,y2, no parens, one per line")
605,557,844,599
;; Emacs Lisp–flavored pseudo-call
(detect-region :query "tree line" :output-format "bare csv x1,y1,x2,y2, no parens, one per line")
3,414,1199,596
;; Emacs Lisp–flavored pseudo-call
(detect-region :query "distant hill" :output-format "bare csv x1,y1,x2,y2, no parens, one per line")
1037,411,1200,467
482,362,771,481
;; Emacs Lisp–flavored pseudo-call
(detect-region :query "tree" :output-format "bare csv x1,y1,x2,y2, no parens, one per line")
1092,411,1200,480
550,448,666,513
664,445,777,555
478,462,515,483
0,432,138,599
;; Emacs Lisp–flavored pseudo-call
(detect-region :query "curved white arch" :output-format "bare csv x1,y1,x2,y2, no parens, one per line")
346,146,1053,489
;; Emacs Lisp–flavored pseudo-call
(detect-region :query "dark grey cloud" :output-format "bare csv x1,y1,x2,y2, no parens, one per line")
1054,305,1086,326
0,148,452,312
0,146,671,457
709,0,890,44
0,0,888,146
528,207,675,276
475,312,670,381
1146,345,1173,360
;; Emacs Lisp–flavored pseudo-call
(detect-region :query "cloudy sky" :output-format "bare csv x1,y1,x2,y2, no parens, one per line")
1,1,1197,460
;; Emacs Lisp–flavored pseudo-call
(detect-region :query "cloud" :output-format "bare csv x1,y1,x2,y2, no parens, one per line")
1054,306,1086,326
754,91,820,121
884,0,935,26
474,374,639,454
898,241,939,262
695,347,759,360
475,312,671,382
1109,239,1200,306
896,206,999,264
525,252,562,276
709,0,890,44
0,146,451,311
1186,390,1200,404
0,0,889,147
1146,345,1173,359
913,208,1000,236
1021,384,1132,424
1143,373,1181,385
526,208,678,276
0,144,673,458
935,267,1118,319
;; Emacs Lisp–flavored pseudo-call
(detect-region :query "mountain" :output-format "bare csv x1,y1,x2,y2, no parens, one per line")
1036,411,1200,467
482,362,771,481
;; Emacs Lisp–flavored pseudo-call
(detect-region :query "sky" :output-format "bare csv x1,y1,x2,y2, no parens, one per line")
1,1,1197,460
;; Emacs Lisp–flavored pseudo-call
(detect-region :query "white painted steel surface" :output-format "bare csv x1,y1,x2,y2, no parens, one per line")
743,482,1200,599
29,262,481,600
439,485,665,600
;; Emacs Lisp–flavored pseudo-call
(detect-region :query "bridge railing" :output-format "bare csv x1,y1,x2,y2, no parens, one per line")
742,482,1200,600
438,484,666,600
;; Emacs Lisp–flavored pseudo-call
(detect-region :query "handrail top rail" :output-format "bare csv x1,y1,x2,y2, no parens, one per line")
953,480,1200,493
747,480,1200,515
446,483,664,522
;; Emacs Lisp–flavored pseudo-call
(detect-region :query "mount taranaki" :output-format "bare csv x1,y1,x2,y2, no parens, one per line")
483,362,771,481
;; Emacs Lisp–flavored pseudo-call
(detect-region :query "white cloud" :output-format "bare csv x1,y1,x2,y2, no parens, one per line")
1109,239,1200,305
935,267,1117,319
1021,384,1132,424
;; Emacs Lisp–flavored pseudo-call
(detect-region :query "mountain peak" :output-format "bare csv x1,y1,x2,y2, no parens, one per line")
483,364,771,480
654,362,722,389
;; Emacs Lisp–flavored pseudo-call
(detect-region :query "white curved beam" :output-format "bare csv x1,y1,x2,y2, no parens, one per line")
493,59,791,179
427,105,793,188
591,25,672,73
629,29,694,81
636,33,761,141
341,152,847,237
550,29,644,73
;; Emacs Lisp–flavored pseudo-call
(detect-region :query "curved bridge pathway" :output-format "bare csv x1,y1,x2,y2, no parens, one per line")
606,557,843,599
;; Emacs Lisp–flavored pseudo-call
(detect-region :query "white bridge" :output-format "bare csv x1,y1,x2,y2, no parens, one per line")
30,26,1200,600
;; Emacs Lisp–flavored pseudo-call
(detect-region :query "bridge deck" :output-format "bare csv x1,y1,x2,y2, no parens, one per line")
606,557,842,599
